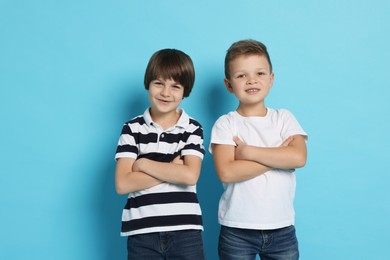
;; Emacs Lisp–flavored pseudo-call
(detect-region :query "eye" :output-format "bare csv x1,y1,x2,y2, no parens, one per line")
236,74,245,79
171,85,183,92
153,81,163,87
257,72,266,76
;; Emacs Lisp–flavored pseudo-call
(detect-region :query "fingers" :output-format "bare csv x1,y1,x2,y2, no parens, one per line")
281,136,294,147
132,158,142,172
233,136,244,146
171,155,184,165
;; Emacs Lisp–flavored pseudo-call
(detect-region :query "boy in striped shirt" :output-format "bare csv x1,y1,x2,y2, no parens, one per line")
115,49,205,259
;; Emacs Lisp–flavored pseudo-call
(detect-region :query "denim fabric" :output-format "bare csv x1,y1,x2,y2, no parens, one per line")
127,230,205,260
218,225,299,260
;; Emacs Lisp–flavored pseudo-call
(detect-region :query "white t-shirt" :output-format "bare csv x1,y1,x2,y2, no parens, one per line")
209,108,307,230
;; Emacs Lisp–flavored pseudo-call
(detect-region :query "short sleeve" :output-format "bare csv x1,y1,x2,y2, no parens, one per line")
114,123,139,160
181,119,205,160
279,109,308,141
209,115,236,154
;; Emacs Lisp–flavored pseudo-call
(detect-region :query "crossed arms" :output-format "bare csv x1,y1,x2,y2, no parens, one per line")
115,155,202,194
116,134,306,193
212,134,307,183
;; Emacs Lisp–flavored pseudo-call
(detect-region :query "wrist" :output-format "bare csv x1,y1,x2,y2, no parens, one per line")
241,146,252,160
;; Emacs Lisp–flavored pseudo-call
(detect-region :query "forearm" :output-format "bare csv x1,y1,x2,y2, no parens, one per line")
215,159,270,183
116,171,162,194
212,143,270,183
115,157,163,194
242,146,305,169
237,135,307,169
135,157,201,186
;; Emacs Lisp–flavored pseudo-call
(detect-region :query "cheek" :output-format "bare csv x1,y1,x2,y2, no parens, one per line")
175,90,185,100
148,87,160,96
268,76,274,87
261,79,272,88
148,90,156,102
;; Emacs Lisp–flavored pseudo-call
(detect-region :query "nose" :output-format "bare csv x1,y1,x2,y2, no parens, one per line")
160,86,170,97
246,75,258,85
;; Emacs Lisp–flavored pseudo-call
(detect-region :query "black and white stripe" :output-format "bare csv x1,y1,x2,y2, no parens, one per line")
115,109,205,236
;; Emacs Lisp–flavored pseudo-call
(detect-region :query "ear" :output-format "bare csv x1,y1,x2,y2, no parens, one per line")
269,72,275,89
224,78,234,93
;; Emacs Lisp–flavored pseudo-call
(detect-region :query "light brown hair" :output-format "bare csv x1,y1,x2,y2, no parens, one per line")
225,39,273,78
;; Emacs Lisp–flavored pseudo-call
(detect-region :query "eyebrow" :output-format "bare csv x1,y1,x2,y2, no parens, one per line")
233,67,268,73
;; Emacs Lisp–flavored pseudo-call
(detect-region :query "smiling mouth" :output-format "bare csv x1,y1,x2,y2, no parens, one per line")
157,99,170,103
246,88,260,93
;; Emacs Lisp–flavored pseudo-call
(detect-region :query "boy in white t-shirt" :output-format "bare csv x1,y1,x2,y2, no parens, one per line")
209,39,308,260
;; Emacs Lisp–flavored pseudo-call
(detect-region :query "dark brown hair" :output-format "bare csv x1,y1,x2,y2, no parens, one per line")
224,39,273,78
144,49,195,98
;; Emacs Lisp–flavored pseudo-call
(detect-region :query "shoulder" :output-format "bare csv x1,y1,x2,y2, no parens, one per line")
269,108,291,115
124,115,146,126
186,117,204,137
210,112,237,137
123,108,152,127
270,108,306,136
120,115,147,134
188,117,203,128
180,109,203,130
213,111,236,125
269,108,296,120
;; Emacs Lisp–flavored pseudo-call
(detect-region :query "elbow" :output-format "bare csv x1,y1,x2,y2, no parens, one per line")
294,154,307,168
216,169,234,183
177,167,201,186
115,182,129,195
214,160,238,183
183,172,200,186
218,175,229,183
115,186,126,195
185,179,198,186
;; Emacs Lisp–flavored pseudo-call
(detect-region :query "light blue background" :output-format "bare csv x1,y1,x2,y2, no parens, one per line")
1,0,389,259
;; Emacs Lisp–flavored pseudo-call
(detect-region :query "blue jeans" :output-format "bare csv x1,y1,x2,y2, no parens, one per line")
127,230,205,260
218,225,299,260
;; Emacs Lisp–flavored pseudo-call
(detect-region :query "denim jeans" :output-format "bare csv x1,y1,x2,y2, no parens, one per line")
218,225,299,260
127,230,205,260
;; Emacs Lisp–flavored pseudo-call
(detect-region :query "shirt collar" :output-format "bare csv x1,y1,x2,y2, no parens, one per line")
143,108,190,129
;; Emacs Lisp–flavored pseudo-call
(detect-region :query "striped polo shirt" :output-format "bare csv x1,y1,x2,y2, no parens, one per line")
115,108,205,236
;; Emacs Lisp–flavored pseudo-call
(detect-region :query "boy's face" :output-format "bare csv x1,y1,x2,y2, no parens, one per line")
148,77,184,117
225,54,274,107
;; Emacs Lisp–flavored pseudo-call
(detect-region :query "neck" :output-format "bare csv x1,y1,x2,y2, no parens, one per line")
150,108,181,130
236,103,267,117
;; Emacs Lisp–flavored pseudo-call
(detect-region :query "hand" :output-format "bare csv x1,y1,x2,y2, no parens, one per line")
171,155,184,165
132,157,146,172
234,135,294,161
233,136,247,160
280,136,294,147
